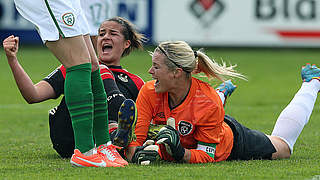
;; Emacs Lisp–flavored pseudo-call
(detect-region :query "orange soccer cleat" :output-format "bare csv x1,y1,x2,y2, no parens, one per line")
70,149,122,167
97,144,128,166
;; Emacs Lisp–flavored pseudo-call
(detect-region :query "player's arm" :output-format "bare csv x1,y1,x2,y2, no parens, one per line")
126,83,155,161
185,106,223,163
3,35,56,103
186,143,217,163
156,104,222,163
155,125,216,163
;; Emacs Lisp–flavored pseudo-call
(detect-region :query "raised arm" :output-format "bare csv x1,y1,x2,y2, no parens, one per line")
3,35,56,103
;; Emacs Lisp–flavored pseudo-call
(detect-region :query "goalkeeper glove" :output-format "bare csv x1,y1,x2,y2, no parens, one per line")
131,144,160,165
156,125,185,161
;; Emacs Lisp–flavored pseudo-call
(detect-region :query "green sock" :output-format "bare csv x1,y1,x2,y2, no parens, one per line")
65,63,94,153
91,69,110,146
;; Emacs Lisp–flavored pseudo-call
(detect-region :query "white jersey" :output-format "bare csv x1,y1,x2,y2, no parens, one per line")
80,0,112,36
14,0,90,42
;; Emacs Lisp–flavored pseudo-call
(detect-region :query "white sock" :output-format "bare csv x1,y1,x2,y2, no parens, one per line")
271,80,320,153
216,90,226,105
83,148,96,156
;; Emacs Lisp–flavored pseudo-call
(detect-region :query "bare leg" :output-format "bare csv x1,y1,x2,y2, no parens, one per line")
83,34,99,71
46,35,96,154
46,36,90,68
83,34,111,146
90,35,98,54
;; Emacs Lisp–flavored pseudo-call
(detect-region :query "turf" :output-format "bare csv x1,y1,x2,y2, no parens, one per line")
0,46,320,179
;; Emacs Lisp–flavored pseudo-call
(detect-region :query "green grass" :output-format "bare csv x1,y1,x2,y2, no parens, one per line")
1,46,320,179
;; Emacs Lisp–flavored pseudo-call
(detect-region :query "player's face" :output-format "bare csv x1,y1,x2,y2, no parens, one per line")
97,21,131,66
148,50,176,93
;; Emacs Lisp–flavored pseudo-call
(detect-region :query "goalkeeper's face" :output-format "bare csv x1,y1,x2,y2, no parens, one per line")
148,51,176,93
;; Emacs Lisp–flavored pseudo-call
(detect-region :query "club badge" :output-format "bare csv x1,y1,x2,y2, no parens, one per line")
62,12,75,26
178,121,193,136
118,73,128,83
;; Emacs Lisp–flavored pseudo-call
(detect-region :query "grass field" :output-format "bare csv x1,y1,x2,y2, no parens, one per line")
0,46,320,179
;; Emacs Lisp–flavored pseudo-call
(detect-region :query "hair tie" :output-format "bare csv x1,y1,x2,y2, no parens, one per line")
194,51,198,58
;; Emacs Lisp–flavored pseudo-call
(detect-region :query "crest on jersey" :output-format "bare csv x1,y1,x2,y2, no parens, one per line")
62,12,75,26
178,121,193,136
118,74,128,83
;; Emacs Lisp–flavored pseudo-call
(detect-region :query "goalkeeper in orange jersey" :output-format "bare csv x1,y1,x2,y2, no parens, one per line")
126,41,320,164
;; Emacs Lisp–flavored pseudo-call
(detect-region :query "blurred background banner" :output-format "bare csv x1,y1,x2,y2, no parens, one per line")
0,0,41,44
1,0,320,47
154,0,320,47
113,0,153,44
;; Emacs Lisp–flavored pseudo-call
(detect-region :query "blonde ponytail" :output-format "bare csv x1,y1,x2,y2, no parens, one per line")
196,50,247,81
156,41,246,82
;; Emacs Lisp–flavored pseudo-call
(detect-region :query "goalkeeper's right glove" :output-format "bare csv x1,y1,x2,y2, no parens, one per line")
156,125,185,161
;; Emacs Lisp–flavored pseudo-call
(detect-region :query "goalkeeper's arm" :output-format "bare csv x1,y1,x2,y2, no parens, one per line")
156,125,216,163
158,145,216,163
126,146,137,162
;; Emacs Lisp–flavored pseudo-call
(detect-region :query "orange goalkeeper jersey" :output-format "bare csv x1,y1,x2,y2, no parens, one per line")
129,77,234,163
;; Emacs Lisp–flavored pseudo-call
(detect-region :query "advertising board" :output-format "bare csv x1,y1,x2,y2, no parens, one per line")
153,0,320,47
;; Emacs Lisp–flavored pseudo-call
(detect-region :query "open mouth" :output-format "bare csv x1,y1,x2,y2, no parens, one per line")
153,78,159,87
102,44,112,53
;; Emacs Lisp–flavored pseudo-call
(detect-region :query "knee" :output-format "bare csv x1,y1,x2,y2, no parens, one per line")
272,149,291,159
268,135,291,159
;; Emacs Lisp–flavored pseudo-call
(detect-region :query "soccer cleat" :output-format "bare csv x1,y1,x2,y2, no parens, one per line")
301,64,320,82
113,99,137,147
70,149,108,167
97,144,128,166
216,80,237,97
147,124,166,141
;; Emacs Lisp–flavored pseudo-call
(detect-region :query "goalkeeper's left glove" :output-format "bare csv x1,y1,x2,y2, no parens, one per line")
155,125,185,161
131,144,160,165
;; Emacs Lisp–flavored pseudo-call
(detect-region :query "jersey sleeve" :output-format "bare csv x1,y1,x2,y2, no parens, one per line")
128,82,155,147
100,64,115,81
189,149,215,163
184,108,223,163
194,106,225,143
100,65,126,124
156,143,216,163
190,84,228,163
43,65,66,98
186,107,222,163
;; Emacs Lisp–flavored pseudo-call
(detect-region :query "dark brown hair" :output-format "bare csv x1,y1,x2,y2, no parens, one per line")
105,16,147,57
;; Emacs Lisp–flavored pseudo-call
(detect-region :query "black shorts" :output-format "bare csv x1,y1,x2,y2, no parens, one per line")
49,97,75,158
48,97,118,158
224,115,276,160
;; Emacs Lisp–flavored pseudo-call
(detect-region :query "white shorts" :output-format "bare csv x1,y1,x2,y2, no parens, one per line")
14,0,90,42
80,0,112,36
